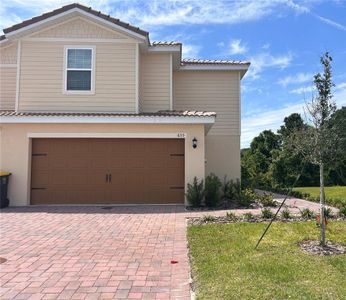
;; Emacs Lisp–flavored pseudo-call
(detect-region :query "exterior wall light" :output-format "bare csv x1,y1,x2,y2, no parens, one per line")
192,137,198,149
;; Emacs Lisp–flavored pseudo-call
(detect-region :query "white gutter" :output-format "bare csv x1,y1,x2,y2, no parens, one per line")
179,64,250,71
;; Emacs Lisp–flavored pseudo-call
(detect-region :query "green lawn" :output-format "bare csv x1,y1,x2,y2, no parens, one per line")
293,186,346,207
188,221,346,300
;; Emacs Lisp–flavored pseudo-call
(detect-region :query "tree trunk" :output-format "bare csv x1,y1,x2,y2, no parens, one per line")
320,162,326,246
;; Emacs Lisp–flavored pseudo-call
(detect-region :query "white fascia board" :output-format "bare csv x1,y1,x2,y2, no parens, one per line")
179,64,250,71
0,115,216,124
5,8,148,42
148,45,181,53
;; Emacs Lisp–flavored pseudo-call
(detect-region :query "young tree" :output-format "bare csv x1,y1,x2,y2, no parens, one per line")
289,52,338,246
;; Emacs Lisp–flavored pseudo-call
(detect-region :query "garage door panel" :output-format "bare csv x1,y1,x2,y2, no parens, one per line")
32,139,50,153
166,189,185,204
31,189,49,205
67,170,89,186
167,156,184,169
31,138,184,204
126,156,145,168
47,155,71,169
109,140,131,153
87,169,109,187
145,169,167,186
31,170,49,187
31,156,49,169
145,154,168,168
107,157,125,168
49,170,70,186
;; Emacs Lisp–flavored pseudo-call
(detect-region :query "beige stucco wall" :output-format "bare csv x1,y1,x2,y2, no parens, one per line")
140,53,171,112
18,41,136,112
205,135,240,180
0,123,205,206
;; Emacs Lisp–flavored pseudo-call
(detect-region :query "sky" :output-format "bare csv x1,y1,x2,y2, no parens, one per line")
1,0,345,148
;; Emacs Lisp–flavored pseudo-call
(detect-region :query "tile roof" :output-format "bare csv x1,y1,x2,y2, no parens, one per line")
151,41,182,46
3,3,149,37
0,110,216,118
181,59,250,65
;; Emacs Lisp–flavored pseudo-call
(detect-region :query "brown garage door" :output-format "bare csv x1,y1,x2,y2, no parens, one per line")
31,138,185,204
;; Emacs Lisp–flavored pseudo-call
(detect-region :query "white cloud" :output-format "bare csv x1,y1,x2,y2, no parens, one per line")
290,85,315,95
115,0,282,27
1,0,345,33
314,15,346,32
278,72,313,87
245,52,293,80
182,44,201,58
285,0,310,14
241,83,346,148
228,39,248,55
284,0,346,32
335,82,346,91
0,0,291,29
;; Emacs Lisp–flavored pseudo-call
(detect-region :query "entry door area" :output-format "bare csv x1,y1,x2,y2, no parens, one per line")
30,138,185,204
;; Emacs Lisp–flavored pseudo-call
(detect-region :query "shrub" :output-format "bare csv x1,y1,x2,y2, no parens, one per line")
201,215,216,223
226,212,237,221
300,208,315,219
339,205,346,217
258,192,276,207
238,188,257,207
222,177,241,205
186,177,204,207
261,208,274,219
281,207,291,219
204,173,222,207
243,212,255,220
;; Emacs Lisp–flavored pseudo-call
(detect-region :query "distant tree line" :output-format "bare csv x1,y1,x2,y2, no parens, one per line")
241,107,346,189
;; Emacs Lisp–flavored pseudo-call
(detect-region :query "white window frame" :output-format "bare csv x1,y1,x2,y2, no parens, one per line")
63,45,95,94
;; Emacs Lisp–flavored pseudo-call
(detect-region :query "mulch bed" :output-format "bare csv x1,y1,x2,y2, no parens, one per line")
188,215,346,225
299,240,346,256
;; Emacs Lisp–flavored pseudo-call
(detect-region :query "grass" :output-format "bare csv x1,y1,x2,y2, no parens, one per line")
293,186,346,207
188,221,346,300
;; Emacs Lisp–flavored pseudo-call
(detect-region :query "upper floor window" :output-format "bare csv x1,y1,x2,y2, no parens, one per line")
64,47,95,94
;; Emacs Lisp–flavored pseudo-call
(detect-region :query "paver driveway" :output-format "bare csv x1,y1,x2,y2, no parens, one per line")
0,206,191,300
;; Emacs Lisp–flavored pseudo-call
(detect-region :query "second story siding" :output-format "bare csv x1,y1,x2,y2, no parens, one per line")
0,43,17,110
173,71,240,136
18,41,136,112
140,53,171,112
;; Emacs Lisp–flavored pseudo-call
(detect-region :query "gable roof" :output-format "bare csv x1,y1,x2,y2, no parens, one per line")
3,3,149,38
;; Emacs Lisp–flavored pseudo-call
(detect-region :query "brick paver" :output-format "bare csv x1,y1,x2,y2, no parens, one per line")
0,196,336,299
0,206,191,300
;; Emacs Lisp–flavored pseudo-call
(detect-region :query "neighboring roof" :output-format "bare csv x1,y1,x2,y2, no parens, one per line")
0,110,216,118
181,59,250,65
3,3,149,37
152,41,182,46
